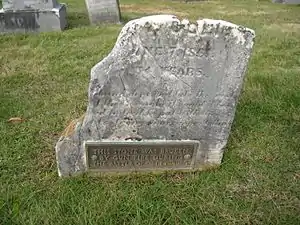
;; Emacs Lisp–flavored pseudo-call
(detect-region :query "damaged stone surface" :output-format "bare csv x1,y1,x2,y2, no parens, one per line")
55,15,255,177
0,0,67,34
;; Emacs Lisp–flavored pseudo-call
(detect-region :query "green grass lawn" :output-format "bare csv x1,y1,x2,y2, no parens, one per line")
1,0,300,224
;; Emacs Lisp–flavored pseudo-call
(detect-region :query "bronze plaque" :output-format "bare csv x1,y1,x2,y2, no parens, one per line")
85,141,199,172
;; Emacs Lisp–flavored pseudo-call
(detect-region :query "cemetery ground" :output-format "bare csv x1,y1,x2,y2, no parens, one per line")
0,0,299,224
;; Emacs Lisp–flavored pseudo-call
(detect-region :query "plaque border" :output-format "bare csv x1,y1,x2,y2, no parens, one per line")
84,140,200,173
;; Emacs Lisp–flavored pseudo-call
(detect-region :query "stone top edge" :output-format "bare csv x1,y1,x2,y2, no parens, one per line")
94,14,255,72
123,14,255,37
127,14,180,25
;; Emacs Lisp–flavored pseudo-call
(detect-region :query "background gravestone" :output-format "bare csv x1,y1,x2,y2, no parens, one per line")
273,0,300,3
0,0,67,34
55,15,255,177
85,0,121,24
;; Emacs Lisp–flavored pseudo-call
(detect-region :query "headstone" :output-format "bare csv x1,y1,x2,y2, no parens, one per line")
85,0,121,24
0,0,67,34
55,15,255,177
273,0,300,3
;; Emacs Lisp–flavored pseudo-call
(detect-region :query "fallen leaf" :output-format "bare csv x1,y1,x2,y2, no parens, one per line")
7,117,25,124
264,155,277,163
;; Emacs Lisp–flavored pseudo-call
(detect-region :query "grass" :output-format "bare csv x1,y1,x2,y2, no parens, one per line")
0,0,300,224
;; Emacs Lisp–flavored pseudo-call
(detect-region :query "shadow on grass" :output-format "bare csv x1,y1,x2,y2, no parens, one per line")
121,13,155,24
65,11,146,30
66,11,90,29
65,11,150,30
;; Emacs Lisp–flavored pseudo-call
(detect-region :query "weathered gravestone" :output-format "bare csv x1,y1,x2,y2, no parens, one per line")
85,0,121,24
273,0,300,4
55,15,255,177
0,0,67,34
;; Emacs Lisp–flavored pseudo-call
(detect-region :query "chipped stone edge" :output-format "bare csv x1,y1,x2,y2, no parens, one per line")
115,14,255,48
197,18,255,48
55,115,85,177
91,14,255,80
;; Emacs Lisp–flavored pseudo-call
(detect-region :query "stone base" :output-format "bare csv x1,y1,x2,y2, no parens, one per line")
0,4,67,34
90,13,120,24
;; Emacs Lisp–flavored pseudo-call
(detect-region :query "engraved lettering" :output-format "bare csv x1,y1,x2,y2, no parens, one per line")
156,47,164,55
196,68,203,76
160,66,205,77
185,48,196,56
178,67,185,76
169,46,176,56
186,67,194,76
86,142,197,171
177,48,186,58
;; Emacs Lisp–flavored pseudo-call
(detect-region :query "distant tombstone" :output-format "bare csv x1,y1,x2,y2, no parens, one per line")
0,0,67,34
85,0,121,24
55,15,255,177
273,0,300,3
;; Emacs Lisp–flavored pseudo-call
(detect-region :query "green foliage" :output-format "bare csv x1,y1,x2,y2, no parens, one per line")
0,0,299,224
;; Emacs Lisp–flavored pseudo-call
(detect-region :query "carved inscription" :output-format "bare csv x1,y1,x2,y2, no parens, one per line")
1,12,40,30
118,36,231,138
160,66,205,77
86,141,198,172
93,34,235,141
144,45,211,58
